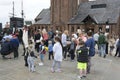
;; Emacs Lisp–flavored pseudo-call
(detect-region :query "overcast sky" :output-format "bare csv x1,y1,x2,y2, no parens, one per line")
0,0,95,27
0,0,50,27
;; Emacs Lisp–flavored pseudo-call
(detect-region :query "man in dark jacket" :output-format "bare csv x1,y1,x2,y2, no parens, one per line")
10,35,19,59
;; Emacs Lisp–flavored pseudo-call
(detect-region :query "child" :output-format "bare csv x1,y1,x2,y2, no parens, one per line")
48,40,54,60
69,38,76,61
76,40,88,79
39,40,46,66
51,36,63,72
27,40,37,72
24,39,34,67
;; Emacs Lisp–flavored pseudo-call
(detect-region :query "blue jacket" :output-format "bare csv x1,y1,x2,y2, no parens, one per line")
48,44,53,52
10,38,19,48
85,37,95,57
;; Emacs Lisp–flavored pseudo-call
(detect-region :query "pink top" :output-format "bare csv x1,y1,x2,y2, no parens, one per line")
76,36,87,45
43,33,48,40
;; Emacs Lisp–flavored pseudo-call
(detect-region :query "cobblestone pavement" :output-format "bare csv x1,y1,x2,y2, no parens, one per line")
0,45,120,80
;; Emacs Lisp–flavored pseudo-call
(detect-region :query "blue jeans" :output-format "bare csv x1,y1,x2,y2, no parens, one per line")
39,54,44,62
99,44,106,57
27,56,35,72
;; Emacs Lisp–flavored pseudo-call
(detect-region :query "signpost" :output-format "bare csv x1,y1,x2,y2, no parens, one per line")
10,17,24,30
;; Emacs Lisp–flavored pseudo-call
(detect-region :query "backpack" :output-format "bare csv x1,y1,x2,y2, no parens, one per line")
39,45,46,54
98,35,106,44
76,46,88,63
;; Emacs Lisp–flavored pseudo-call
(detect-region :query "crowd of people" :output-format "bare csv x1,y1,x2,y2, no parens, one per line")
0,26,120,79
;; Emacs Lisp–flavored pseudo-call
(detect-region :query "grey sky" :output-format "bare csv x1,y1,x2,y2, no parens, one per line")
0,0,95,27
0,0,50,27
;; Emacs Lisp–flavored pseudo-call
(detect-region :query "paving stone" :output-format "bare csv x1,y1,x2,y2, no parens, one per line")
0,45,120,80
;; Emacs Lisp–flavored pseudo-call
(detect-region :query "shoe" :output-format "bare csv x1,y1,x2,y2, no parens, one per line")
22,54,24,56
63,59,67,61
82,75,86,78
99,54,101,57
77,76,82,79
2,56,12,59
51,68,55,73
25,64,28,67
118,55,120,57
31,70,36,72
14,57,18,60
39,63,44,66
71,60,75,62
55,69,62,72
103,55,106,58
87,71,90,74
7,57,12,59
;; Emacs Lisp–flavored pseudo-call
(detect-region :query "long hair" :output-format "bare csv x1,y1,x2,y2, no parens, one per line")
54,36,63,50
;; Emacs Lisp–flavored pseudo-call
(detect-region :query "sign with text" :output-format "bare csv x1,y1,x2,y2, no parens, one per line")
10,17,24,28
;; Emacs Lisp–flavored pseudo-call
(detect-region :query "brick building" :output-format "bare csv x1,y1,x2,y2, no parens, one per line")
32,0,120,36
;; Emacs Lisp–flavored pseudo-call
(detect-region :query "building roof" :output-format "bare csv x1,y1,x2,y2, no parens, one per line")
69,0,120,24
34,8,50,25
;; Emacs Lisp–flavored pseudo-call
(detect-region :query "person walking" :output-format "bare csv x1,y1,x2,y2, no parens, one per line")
98,32,106,58
51,36,63,72
22,26,29,56
85,31,95,74
61,30,68,60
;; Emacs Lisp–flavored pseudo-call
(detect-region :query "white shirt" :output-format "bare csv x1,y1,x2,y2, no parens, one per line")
93,33,99,41
22,30,29,48
61,33,67,47
115,39,119,47
53,42,63,62
72,33,78,39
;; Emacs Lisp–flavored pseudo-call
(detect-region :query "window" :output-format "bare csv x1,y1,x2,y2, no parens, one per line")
99,26,102,32
77,26,80,29
89,0,96,1
106,25,109,32
91,4,107,9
